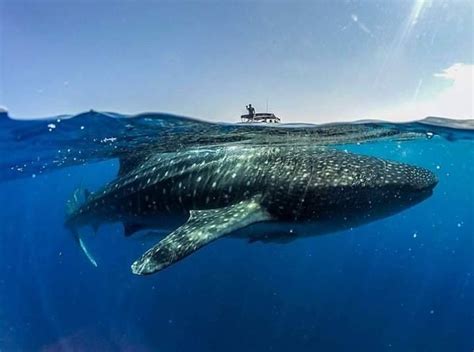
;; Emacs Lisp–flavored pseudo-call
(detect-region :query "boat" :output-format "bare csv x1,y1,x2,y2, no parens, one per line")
240,104,281,123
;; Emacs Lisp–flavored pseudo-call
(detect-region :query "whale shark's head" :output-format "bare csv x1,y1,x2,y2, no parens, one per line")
289,151,439,223
356,162,438,223
376,163,438,207
396,164,438,192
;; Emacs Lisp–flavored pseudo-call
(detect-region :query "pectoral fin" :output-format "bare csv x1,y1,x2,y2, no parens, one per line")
131,197,270,275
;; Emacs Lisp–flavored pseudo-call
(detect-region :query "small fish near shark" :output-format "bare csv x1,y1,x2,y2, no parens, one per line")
65,145,438,275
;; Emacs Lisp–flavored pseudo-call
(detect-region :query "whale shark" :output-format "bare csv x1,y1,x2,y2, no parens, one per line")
65,145,437,275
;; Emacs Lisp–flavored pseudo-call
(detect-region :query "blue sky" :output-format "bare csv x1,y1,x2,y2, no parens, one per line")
1,0,472,122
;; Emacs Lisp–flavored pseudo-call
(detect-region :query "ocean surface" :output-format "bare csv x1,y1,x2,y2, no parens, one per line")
0,111,473,351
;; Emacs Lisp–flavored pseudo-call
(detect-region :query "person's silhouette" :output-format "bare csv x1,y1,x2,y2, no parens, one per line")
247,104,255,120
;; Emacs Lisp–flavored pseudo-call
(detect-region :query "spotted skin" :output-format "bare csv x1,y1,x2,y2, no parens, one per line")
65,145,438,274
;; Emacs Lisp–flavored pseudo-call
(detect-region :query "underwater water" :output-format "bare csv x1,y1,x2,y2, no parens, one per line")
0,111,473,351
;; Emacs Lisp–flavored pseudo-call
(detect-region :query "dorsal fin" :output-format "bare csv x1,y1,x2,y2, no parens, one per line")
131,196,271,275
66,187,91,216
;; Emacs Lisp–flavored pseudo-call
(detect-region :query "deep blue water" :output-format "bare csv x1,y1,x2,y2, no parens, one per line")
0,112,473,351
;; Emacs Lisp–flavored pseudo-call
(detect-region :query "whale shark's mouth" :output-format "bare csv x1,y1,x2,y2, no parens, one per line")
410,186,436,203
393,179,437,208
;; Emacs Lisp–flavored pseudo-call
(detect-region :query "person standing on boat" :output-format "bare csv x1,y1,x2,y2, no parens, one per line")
246,104,255,121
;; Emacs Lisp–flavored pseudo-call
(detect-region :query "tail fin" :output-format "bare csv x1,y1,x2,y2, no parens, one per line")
73,230,98,267
66,187,98,267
